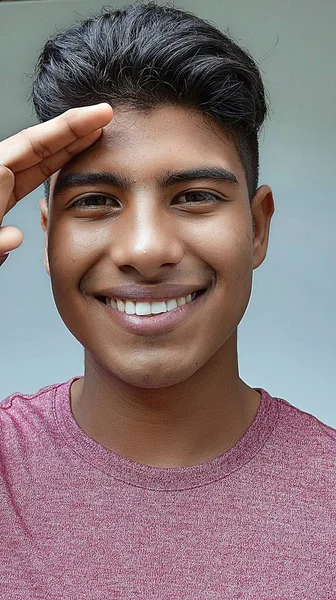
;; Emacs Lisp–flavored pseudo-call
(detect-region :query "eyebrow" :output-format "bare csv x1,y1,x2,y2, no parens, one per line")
52,166,239,196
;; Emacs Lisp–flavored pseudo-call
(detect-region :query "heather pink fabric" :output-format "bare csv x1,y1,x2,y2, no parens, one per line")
0,376,335,599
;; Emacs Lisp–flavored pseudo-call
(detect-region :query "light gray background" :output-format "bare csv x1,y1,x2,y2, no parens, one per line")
0,0,335,426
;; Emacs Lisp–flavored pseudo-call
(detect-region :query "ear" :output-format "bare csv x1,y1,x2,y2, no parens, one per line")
39,198,50,276
251,185,275,269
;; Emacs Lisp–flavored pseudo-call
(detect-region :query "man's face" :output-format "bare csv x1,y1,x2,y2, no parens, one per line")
41,105,273,388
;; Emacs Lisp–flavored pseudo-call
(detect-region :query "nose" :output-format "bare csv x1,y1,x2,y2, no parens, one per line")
109,199,184,278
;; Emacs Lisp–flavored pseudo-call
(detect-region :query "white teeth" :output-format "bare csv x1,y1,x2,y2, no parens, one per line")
116,299,125,312
135,302,151,316
166,298,178,311
105,291,201,315
151,301,167,314
125,300,136,315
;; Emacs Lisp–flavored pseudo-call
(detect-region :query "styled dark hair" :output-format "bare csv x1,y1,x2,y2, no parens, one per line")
31,2,268,201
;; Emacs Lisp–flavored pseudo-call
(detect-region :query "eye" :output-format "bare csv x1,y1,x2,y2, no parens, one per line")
71,194,120,209
172,190,224,205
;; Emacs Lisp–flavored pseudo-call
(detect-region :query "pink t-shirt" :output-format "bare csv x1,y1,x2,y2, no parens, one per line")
0,376,335,599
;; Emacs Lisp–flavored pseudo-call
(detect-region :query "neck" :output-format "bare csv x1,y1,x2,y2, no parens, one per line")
70,332,261,467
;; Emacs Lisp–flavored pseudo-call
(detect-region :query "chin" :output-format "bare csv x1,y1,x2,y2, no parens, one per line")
106,360,202,389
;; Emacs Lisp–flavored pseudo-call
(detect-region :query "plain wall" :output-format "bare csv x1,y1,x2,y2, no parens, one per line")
0,0,335,426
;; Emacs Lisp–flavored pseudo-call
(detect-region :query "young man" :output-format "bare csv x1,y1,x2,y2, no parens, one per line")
0,3,335,598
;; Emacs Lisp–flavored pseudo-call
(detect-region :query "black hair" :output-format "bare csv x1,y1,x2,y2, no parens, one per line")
31,2,268,201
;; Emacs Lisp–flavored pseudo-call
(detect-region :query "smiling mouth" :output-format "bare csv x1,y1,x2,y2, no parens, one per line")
96,288,206,316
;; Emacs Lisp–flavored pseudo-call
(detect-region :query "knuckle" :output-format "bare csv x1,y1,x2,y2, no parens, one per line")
63,144,78,158
64,113,78,138
28,136,53,161
0,164,15,189
39,161,56,178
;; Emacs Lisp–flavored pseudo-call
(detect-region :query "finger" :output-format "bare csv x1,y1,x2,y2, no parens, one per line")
0,103,113,172
0,225,24,254
0,164,15,221
12,128,104,204
0,163,15,196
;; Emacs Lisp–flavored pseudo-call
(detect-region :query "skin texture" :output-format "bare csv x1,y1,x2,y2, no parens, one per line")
39,105,274,467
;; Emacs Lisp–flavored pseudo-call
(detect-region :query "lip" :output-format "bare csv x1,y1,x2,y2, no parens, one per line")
95,283,207,303
96,289,208,335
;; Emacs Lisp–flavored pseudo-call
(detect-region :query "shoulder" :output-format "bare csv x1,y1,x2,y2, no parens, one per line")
0,377,75,419
275,394,336,448
0,381,61,410
268,392,336,489
0,378,77,455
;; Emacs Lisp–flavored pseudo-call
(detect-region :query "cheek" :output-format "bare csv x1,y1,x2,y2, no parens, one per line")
46,222,94,323
195,211,254,335
194,212,253,282
48,220,104,279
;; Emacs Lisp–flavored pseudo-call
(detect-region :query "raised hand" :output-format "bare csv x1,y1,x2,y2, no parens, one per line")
0,103,113,265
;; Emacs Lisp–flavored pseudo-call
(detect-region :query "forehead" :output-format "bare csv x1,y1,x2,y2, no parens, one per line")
50,105,245,193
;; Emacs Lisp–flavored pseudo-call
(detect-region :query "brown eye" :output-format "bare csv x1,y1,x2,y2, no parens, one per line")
71,194,120,209
173,191,223,204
